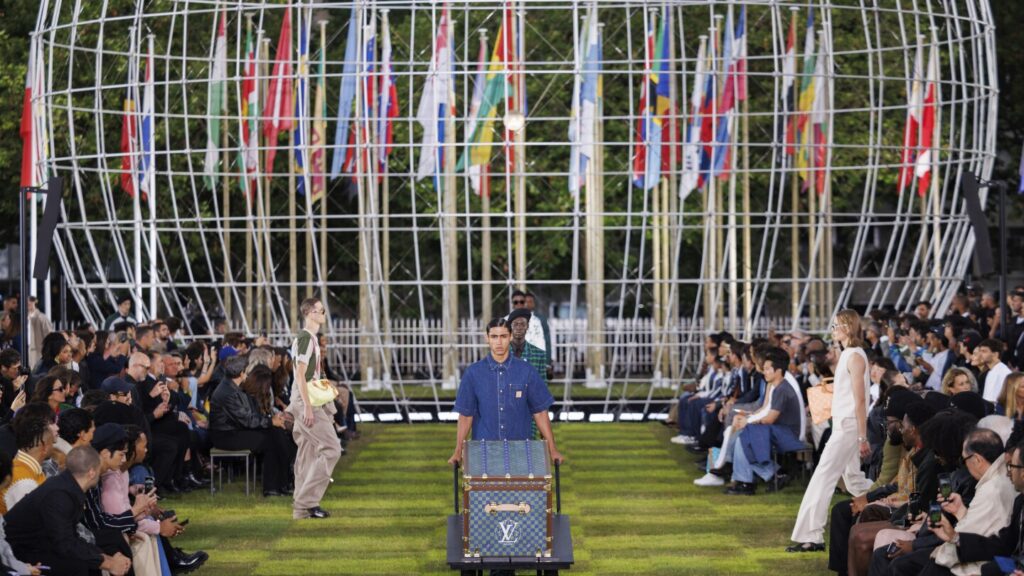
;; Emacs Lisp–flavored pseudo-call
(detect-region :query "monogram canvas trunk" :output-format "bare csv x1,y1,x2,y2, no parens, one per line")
462,439,553,558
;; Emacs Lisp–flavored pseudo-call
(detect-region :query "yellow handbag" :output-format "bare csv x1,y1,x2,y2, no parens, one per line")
307,379,339,407
806,378,834,426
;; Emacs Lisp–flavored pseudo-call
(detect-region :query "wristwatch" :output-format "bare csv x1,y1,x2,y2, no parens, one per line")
857,436,867,443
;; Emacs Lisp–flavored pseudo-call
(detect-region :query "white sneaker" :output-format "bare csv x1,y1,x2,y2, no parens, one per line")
694,472,725,487
670,435,694,445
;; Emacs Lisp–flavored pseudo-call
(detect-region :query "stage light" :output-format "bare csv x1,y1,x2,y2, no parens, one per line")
437,411,459,422
378,412,404,422
619,412,644,421
408,412,434,421
647,413,669,421
588,414,614,423
558,411,585,422
355,414,376,423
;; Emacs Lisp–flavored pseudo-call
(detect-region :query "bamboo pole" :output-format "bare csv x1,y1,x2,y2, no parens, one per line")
808,178,817,328
713,15,724,330
261,35,273,331
790,168,800,329
742,81,752,338
481,168,492,324
665,13,679,381
727,122,739,335
514,8,527,289
586,20,605,377
442,18,460,386
222,78,232,326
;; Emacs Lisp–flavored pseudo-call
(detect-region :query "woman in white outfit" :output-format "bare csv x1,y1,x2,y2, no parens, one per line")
788,309,874,552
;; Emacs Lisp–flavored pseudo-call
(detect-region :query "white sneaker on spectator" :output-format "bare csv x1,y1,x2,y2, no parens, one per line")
670,435,694,445
694,472,725,487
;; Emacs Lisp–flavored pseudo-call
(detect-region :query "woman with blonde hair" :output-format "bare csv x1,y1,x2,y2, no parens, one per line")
997,372,1024,419
789,309,875,552
940,366,978,396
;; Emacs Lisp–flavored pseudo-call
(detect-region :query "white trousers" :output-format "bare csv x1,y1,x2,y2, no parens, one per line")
790,417,873,544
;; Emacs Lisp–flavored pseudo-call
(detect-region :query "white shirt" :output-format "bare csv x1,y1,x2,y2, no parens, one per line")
922,349,950,391
832,347,870,423
983,362,1012,404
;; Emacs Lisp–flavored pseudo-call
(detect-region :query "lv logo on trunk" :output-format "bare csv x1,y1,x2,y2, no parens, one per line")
497,519,521,545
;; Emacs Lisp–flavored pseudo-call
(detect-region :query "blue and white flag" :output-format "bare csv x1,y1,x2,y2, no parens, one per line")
329,6,361,180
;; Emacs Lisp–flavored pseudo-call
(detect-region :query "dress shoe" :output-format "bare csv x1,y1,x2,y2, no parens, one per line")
306,506,331,519
764,473,791,493
686,444,707,455
174,481,194,494
170,549,208,574
185,473,209,488
724,481,756,496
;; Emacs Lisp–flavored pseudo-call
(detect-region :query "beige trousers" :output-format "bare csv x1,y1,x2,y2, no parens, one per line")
129,532,162,576
291,404,342,516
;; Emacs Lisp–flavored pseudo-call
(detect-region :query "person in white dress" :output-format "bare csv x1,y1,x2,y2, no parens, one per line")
788,309,874,552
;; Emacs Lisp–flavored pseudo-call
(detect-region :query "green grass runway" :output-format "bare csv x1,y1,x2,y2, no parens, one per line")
172,423,830,575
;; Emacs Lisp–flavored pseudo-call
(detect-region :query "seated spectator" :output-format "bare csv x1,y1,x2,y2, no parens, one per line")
127,353,194,494
723,347,807,495
941,367,978,396
85,331,128,391
210,358,294,497
28,373,67,416
0,349,27,424
0,452,37,575
998,372,1024,420
928,438,1024,575
6,446,132,576
974,339,1010,406
881,428,1015,575
28,332,69,388
0,409,54,514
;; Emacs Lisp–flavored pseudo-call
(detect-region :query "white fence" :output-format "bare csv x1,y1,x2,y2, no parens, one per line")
324,315,816,382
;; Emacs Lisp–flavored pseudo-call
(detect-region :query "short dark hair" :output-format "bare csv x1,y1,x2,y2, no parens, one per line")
915,301,932,309
111,321,133,332
135,326,153,341
977,339,1004,354
80,389,109,411
300,297,322,319
164,317,181,333
510,290,527,300
0,349,20,369
964,427,1004,465
58,408,94,445
762,348,790,374
485,317,511,335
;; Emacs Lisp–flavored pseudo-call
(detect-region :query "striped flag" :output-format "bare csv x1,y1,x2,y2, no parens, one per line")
809,37,828,195
138,42,155,201
680,37,707,198
378,11,399,173
310,22,327,204
632,9,670,190
898,40,924,194
781,9,798,156
914,39,939,196
240,18,259,196
465,33,489,195
20,38,47,189
120,96,137,197
713,6,743,179
415,6,455,184
329,6,360,180
795,11,817,188
569,4,601,195
263,8,293,173
293,9,310,194
203,10,227,189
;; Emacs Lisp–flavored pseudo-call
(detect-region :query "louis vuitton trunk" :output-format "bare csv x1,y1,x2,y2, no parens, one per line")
462,439,553,558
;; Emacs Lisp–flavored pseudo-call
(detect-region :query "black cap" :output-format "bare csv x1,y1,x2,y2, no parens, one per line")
507,308,532,325
884,388,919,420
949,391,990,421
904,401,938,428
100,377,133,395
90,423,127,452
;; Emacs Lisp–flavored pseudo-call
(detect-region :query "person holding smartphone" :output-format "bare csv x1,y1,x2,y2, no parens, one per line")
789,310,875,553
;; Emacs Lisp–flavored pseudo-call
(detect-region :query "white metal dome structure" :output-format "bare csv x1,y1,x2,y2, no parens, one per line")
29,0,997,409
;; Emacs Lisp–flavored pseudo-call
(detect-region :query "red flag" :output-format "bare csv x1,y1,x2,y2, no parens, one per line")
120,99,137,197
915,43,938,197
263,8,293,172
898,42,923,194
19,65,34,189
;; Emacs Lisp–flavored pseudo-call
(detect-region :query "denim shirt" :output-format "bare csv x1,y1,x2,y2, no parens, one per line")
454,354,554,441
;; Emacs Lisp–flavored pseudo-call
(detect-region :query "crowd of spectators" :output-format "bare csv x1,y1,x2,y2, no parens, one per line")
0,294,359,574
669,283,1024,575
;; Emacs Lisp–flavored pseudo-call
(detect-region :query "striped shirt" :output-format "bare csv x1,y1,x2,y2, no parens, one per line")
0,451,45,514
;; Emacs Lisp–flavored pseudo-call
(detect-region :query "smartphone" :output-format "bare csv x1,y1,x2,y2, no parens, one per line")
928,503,943,527
939,474,952,500
179,518,190,526
908,492,922,518
160,509,176,520
885,542,900,557
144,476,155,494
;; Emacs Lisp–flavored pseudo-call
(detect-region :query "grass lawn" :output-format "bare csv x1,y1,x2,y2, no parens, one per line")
357,383,679,402
171,423,831,575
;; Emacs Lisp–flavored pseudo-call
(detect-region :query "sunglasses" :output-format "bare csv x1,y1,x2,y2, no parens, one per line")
52,386,65,392
1008,462,1024,470
512,299,525,305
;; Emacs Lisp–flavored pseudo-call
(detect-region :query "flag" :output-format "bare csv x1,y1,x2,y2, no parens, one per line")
20,38,45,189
914,40,939,196
120,97,137,197
310,22,327,204
415,6,454,184
809,40,828,195
203,10,227,189
697,32,718,185
781,9,798,156
378,11,399,173
631,10,664,189
263,8,292,172
795,10,817,187
240,18,259,196
465,33,489,195
329,6,360,180
897,41,924,194
293,9,309,194
457,5,515,180
569,5,601,195
680,38,707,197
713,6,744,179
358,11,377,176
138,42,155,201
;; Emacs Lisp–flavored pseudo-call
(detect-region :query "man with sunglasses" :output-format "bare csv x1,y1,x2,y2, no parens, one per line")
928,439,1024,575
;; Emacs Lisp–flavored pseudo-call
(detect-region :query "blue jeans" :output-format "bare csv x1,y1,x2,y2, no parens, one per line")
679,396,716,437
731,430,777,483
